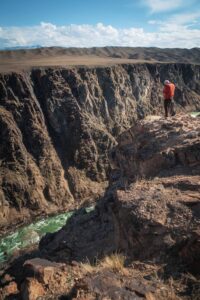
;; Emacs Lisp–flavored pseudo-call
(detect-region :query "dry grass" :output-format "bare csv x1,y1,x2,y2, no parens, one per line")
146,293,156,300
131,176,149,190
168,277,180,300
0,55,153,73
153,276,182,300
100,253,126,273
80,257,189,300
146,291,180,300
80,262,95,274
81,253,126,275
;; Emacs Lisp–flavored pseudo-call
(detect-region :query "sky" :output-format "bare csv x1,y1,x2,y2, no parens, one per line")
0,0,200,49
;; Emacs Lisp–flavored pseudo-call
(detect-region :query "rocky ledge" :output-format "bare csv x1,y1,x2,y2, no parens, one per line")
1,114,200,299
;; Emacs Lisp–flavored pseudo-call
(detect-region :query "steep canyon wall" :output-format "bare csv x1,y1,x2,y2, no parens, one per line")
0,63,200,231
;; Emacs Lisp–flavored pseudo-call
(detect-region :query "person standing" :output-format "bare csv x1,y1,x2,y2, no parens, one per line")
163,80,175,118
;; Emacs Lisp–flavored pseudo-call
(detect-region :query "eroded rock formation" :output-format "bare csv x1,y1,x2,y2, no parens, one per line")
1,114,200,300
0,63,200,231
39,115,200,264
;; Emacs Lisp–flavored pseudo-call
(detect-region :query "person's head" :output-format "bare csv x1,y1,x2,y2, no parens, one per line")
164,80,170,85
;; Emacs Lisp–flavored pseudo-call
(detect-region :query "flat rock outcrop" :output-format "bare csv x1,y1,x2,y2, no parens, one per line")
111,114,200,182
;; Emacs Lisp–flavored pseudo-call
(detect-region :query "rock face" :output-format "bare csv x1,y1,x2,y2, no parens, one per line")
40,115,200,266
20,258,69,300
1,114,200,299
1,63,200,230
111,114,200,183
0,86,73,231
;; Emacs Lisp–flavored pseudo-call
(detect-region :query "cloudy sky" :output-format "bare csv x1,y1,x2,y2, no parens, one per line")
0,0,200,49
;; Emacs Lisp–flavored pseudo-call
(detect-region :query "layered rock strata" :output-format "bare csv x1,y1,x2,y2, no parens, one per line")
1,114,200,299
0,63,200,230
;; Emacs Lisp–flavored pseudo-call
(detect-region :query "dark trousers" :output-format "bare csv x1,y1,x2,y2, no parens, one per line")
164,99,172,117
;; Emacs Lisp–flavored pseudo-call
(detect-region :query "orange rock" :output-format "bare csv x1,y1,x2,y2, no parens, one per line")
21,278,45,300
3,281,18,296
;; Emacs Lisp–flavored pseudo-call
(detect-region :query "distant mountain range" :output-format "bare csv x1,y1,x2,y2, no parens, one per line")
0,46,200,65
1,46,200,73
1,45,42,50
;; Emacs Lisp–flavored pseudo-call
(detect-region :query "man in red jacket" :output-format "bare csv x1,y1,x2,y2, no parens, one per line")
163,80,175,118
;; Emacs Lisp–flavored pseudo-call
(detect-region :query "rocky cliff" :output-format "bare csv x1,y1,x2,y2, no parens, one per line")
1,63,200,231
39,115,200,261
1,114,200,300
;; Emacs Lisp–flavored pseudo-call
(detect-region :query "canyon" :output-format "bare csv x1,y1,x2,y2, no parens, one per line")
1,114,200,300
0,47,200,299
1,62,200,232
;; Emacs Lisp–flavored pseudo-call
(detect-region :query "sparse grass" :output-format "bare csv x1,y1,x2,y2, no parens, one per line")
80,261,95,274
100,253,126,273
132,176,149,188
80,253,126,275
146,293,156,300
80,256,190,300
151,274,182,300
167,277,182,300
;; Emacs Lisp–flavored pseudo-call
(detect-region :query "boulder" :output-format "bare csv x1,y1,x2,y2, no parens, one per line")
21,277,45,300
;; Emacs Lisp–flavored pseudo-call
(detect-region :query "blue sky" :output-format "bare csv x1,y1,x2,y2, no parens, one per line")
0,0,200,48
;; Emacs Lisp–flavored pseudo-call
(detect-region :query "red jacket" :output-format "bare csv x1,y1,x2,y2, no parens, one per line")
163,83,175,99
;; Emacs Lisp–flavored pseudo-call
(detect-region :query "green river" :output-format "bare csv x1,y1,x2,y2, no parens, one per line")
190,111,200,118
0,211,72,264
0,206,94,264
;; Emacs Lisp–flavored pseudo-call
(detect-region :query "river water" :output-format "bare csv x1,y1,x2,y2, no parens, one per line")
0,206,94,264
190,111,200,117
0,211,72,264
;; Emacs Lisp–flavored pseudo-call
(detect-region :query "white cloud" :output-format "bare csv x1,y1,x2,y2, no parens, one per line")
168,12,200,26
148,12,200,33
144,0,183,13
0,22,200,49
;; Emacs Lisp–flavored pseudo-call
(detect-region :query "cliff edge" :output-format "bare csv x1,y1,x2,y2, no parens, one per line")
1,114,199,299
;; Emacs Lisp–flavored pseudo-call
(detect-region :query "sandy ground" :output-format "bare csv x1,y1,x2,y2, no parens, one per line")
0,55,157,73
